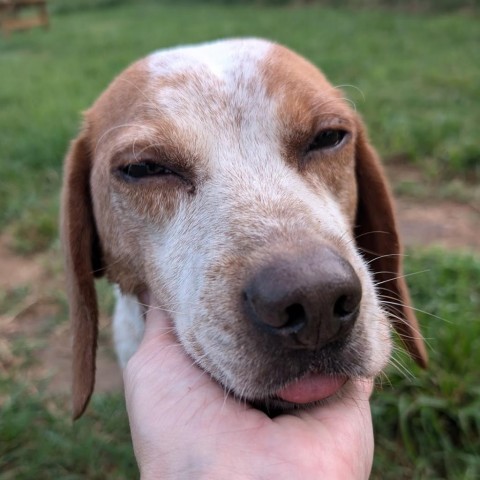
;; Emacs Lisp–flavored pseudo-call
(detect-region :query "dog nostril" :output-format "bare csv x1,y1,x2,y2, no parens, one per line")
283,303,307,331
333,294,360,318
243,246,362,349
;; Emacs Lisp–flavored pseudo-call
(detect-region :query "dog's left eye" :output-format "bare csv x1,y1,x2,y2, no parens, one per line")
307,129,347,152
120,161,173,179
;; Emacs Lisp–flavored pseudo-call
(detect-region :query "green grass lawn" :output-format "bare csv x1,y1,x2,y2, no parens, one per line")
1,1,479,478
373,250,480,479
0,0,479,252
1,249,479,479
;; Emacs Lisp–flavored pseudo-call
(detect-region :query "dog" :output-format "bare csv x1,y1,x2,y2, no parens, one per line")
61,38,427,419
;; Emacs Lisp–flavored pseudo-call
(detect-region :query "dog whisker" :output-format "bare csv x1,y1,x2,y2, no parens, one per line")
365,252,407,266
375,369,393,389
379,297,447,323
333,84,366,102
354,229,390,240
387,353,415,380
374,269,429,286
94,122,154,154
117,76,168,120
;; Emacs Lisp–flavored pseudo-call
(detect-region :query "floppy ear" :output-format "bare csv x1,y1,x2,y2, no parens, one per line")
354,122,428,368
61,129,104,419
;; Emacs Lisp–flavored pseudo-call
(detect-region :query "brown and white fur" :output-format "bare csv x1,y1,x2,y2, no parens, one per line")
61,38,427,419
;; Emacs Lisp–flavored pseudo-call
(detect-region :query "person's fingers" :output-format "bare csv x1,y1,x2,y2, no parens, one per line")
133,294,184,358
126,300,375,479
310,378,375,479
141,305,175,342
125,297,226,410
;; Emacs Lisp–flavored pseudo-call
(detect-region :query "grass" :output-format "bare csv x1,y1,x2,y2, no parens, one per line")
0,1,479,478
372,250,480,479
0,271,133,479
1,388,136,480
0,0,479,252
1,249,479,479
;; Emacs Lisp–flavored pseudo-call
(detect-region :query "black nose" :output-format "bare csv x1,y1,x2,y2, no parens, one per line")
242,245,362,349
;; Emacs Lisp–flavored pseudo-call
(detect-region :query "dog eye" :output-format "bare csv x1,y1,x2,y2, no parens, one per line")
308,130,347,152
120,161,173,179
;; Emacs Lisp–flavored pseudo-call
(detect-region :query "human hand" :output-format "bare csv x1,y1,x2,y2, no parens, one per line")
124,302,374,479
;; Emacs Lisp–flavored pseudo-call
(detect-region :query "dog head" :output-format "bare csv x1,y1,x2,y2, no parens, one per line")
61,39,427,419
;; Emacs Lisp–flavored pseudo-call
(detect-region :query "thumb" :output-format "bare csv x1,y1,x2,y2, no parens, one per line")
142,305,176,342
137,290,177,347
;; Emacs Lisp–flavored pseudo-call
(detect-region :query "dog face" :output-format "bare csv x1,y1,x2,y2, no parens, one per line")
62,39,427,418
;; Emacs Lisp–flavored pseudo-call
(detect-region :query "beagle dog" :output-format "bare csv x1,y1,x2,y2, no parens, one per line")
61,38,427,419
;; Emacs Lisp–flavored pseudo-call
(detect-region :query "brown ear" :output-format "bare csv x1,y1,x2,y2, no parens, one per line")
354,123,428,368
61,129,104,419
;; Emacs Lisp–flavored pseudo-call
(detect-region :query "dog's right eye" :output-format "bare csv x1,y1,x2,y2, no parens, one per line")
307,129,348,152
120,161,173,179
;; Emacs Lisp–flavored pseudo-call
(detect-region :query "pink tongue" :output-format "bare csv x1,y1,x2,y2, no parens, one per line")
276,374,347,404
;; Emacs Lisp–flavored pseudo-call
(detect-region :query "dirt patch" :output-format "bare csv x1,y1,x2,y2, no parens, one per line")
0,239,123,398
1,188,479,399
0,236,44,290
384,164,480,251
397,197,480,251
1,295,123,397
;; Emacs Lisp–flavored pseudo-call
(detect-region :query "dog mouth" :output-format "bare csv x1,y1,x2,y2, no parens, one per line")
205,333,362,414
274,372,348,404
247,372,350,416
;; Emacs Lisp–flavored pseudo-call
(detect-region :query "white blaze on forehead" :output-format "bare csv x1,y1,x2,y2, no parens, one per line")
147,38,274,80
145,38,279,159
144,38,350,243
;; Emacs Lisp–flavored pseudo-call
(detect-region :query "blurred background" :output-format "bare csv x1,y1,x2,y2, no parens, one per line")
0,1,479,478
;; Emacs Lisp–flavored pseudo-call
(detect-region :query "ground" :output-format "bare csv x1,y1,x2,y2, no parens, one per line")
397,197,480,251
1,171,479,399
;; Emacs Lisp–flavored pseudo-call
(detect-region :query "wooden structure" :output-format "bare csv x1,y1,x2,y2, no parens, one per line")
0,0,49,37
